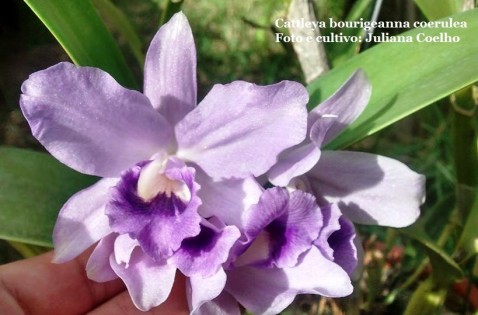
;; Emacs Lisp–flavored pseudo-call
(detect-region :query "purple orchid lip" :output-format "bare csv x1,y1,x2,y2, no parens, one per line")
105,157,202,261
172,217,240,278
231,188,323,269
314,203,358,275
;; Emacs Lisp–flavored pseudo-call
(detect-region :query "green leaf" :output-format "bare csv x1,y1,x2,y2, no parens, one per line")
308,9,478,149
0,147,97,247
344,0,375,21
328,0,375,66
458,190,478,259
415,0,462,20
401,225,463,286
24,0,137,88
93,0,145,69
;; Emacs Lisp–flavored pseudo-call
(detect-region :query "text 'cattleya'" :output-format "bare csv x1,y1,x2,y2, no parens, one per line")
19,12,425,315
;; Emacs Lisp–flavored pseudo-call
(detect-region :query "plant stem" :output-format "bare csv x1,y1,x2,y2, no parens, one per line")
404,277,447,315
8,241,49,258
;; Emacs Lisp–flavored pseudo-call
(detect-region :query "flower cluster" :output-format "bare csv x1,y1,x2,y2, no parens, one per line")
20,12,425,315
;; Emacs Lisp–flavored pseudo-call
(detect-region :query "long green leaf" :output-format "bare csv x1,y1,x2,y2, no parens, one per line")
415,0,462,20
93,0,145,69
23,0,137,88
0,147,97,247
458,191,478,259
401,225,463,286
328,0,375,66
308,9,478,149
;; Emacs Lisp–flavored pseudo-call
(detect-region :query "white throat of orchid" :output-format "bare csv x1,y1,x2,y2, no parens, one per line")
137,158,191,203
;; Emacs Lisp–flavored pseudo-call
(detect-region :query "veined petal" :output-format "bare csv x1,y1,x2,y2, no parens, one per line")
225,247,352,315
176,80,308,179
86,233,118,282
195,167,263,228
351,234,365,281
188,268,226,314
194,292,241,315
308,70,371,146
313,204,340,262
328,216,357,275
307,150,425,227
314,204,358,275
20,62,173,177
110,248,176,311
172,218,240,277
237,188,322,268
53,178,116,263
106,159,202,260
144,12,197,125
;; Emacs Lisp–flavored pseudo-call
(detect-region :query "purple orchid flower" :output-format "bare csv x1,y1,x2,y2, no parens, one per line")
193,187,356,315
19,12,309,311
188,71,426,314
268,70,426,228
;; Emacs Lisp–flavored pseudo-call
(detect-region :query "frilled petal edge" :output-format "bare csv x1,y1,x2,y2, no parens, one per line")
237,188,322,268
172,219,240,277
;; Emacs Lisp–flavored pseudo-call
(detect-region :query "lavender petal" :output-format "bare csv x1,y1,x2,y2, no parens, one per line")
176,80,308,179
308,70,371,146
268,141,321,187
86,233,118,282
237,188,322,268
194,292,241,315
144,12,197,126
195,167,263,228
20,62,173,177
172,219,240,277
307,150,425,227
53,178,116,263
226,247,353,315
109,248,176,311
188,268,226,314
328,216,357,275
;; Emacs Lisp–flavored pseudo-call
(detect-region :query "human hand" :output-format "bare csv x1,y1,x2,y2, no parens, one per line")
0,249,189,315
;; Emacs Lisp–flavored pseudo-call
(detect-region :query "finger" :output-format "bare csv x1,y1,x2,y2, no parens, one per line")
88,273,189,315
0,249,124,315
